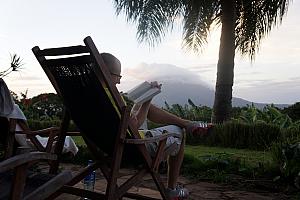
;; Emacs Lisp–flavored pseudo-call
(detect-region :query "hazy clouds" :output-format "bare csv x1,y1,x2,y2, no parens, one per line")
121,62,300,104
123,62,211,86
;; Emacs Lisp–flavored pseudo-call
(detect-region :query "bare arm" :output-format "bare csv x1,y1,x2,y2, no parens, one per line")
129,81,191,129
130,81,162,128
130,99,152,128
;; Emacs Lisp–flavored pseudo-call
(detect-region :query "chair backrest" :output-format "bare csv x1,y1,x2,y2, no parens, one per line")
32,37,139,156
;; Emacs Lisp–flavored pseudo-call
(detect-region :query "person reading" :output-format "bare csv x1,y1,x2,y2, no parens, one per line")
101,53,212,199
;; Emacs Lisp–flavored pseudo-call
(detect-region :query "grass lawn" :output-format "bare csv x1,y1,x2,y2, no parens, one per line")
72,136,86,147
185,145,273,167
72,136,272,167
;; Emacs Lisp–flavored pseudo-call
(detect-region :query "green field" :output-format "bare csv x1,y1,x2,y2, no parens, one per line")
185,145,272,167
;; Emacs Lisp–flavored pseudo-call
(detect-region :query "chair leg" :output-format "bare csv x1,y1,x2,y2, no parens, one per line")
106,106,129,200
49,111,70,174
151,171,168,200
10,163,29,200
5,119,17,159
106,139,124,200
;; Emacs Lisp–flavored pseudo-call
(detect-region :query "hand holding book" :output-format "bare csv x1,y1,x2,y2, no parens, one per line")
149,81,162,90
125,81,162,105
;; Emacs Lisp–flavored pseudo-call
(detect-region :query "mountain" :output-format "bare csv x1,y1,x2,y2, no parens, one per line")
151,81,289,109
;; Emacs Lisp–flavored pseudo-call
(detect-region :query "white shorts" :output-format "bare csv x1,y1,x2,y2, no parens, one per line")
142,125,183,156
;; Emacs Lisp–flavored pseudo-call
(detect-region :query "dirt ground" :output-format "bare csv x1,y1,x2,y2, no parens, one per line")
55,163,290,200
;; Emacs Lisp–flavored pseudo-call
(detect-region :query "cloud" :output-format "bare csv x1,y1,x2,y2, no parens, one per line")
189,64,215,73
234,78,275,87
124,63,210,86
4,74,54,98
9,75,43,81
234,76,300,104
236,76,300,88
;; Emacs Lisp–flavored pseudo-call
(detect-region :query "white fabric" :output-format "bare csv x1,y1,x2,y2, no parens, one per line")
11,125,79,156
142,125,183,156
150,125,183,146
6,104,26,120
15,125,79,156
15,127,29,147
0,78,14,117
35,135,79,155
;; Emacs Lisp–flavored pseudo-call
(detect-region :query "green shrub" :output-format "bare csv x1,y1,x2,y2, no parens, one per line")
270,141,300,189
186,121,286,150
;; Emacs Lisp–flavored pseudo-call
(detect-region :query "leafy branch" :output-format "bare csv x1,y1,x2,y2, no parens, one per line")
0,53,24,78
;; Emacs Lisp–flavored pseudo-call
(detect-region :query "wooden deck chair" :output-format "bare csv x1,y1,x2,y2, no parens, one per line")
32,36,180,200
0,152,72,200
2,118,60,159
1,114,79,162
0,116,69,176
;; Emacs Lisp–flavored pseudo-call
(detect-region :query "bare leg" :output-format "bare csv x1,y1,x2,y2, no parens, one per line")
167,132,186,189
148,104,190,128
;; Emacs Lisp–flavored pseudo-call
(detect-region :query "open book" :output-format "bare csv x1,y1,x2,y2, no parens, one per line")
125,81,161,104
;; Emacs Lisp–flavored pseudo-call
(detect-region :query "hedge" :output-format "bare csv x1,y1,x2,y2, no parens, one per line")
186,121,300,151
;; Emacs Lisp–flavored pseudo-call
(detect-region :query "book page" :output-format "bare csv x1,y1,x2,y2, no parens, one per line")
126,81,161,104
126,81,151,101
133,87,161,104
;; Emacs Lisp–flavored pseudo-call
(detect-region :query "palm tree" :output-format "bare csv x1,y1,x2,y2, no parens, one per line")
113,0,292,123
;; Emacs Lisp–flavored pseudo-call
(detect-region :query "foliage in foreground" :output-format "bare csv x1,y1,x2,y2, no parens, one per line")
182,145,300,193
182,153,276,183
271,141,300,190
234,104,300,129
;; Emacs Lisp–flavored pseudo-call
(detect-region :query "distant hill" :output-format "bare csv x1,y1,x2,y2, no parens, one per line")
151,81,290,109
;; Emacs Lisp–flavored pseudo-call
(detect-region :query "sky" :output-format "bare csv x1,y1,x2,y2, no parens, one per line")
0,0,299,105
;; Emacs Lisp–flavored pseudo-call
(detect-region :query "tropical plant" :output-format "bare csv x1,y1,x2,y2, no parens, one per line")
283,102,300,121
112,0,292,123
234,104,300,129
164,99,212,122
0,53,23,78
235,104,264,124
271,141,300,189
262,106,294,129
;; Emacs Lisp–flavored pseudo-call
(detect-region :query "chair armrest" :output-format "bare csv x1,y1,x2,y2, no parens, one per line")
125,132,181,144
23,170,73,200
16,129,81,137
0,152,57,173
15,127,60,137
65,131,81,136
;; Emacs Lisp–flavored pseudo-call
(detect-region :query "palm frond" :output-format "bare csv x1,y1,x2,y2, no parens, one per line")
235,0,291,60
182,0,220,52
114,0,145,22
114,0,184,47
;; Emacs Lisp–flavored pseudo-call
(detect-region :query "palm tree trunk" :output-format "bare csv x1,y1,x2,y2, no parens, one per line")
212,0,236,123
